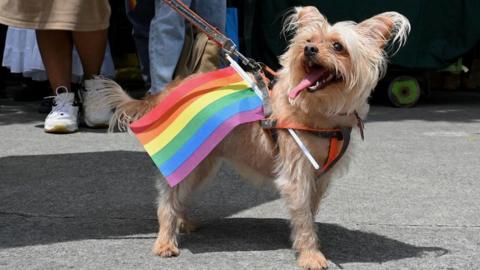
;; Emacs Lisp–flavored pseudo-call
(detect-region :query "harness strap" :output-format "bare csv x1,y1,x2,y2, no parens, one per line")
261,118,352,177
317,127,351,177
324,137,339,171
261,118,343,134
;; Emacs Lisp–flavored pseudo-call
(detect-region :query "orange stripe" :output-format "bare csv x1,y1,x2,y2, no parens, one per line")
275,119,341,133
136,73,243,145
137,95,198,145
131,67,238,131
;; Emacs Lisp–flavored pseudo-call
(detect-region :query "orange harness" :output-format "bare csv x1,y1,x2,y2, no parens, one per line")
257,66,364,176
261,113,364,177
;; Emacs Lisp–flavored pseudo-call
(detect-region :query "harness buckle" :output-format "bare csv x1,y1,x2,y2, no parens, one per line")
260,119,277,129
333,130,344,140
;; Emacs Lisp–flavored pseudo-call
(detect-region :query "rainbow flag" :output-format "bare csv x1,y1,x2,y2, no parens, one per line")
130,67,264,187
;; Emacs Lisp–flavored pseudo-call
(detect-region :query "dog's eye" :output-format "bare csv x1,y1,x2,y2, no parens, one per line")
332,42,344,52
306,39,311,43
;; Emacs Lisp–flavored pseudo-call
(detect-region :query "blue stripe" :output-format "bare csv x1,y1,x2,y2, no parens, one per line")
159,95,262,176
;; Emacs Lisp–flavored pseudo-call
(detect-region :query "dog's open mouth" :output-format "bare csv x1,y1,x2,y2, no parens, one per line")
289,63,341,99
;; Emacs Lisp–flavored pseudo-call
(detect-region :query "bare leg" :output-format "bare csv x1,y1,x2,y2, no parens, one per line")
72,29,111,128
72,30,108,78
36,30,73,93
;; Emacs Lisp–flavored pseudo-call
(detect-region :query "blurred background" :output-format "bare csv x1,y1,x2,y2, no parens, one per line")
1,0,479,108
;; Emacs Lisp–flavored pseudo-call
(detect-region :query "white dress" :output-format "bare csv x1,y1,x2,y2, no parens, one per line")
2,27,115,82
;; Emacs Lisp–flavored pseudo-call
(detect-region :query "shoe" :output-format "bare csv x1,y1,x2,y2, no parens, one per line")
44,86,79,133
80,77,113,128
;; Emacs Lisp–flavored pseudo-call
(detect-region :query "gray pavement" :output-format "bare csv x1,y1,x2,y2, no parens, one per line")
1,90,479,270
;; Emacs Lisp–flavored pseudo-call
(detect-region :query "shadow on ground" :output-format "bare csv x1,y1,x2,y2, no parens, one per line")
182,218,448,264
0,100,43,126
0,151,276,248
0,151,447,264
0,99,110,132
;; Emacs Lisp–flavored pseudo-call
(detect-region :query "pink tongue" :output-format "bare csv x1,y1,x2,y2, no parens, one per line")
289,67,328,99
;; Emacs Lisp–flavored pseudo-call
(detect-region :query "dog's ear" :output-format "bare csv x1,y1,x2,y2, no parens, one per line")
283,6,327,34
357,12,410,51
296,6,326,28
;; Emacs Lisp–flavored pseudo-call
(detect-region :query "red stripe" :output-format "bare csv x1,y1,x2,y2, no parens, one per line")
130,67,237,133
134,73,243,144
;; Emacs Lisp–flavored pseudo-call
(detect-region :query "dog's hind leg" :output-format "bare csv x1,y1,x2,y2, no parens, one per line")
152,156,221,257
176,215,200,234
275,166,328,270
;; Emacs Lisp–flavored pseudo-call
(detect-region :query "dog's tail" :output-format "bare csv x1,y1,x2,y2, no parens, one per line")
94,77,155,132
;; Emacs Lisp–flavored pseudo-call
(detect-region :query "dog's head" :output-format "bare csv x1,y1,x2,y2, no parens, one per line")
278,6,410,115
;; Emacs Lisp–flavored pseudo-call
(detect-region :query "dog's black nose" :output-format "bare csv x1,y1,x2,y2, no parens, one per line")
304,45,319,57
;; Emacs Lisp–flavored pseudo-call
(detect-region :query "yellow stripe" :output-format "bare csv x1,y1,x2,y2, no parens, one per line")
144,81,249,155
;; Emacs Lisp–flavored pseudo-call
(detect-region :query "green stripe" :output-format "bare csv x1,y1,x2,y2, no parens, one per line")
151,89,255,165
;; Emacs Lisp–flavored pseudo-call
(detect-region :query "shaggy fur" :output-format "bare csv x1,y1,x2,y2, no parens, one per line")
95,7,409,269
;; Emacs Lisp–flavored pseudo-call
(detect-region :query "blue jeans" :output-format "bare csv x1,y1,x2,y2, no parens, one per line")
148,0,226,94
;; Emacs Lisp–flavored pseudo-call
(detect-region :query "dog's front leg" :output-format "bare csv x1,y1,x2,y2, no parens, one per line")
276,171,328,270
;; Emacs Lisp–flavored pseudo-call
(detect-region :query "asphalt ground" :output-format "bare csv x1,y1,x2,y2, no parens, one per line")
1,90,479,269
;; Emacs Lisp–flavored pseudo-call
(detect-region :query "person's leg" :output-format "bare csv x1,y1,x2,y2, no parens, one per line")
36,30,78,133
0,24,6,61
36,30,73,93
148,0,191,94
125,0,155,86
72,29,108,79
0,24,7,96
71,29,112,127
191,0,226,33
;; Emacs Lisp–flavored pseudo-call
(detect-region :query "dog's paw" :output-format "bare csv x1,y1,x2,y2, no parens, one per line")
177,218,200,234
152,242,180,257
298,249,328,270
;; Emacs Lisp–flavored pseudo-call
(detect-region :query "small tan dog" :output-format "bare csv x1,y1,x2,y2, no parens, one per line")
98,6,409,270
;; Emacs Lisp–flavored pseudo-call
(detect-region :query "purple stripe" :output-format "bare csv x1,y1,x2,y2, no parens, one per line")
165,107,264,187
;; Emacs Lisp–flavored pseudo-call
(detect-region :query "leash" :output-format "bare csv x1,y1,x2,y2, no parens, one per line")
164,0,272,117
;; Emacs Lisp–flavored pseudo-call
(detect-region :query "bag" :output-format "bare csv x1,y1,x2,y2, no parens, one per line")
173,25,221,80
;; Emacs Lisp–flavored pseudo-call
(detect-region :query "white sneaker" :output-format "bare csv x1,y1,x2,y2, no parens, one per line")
81,77,113,127
44,87,79,133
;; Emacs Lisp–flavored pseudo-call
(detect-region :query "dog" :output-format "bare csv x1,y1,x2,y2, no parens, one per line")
96,6,409,270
